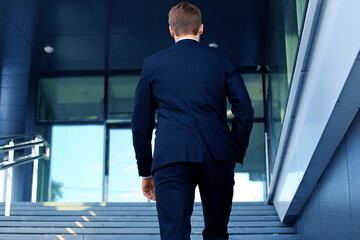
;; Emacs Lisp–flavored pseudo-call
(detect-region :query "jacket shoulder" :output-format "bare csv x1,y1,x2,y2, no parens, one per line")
198,42,231,56
143,42,232,65
144,44,177,63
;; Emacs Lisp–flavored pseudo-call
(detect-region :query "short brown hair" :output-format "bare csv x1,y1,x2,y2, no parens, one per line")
168,2,202,36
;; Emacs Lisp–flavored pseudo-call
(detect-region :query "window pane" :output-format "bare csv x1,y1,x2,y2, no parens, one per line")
38,76,104,121
50,125,104,201
196,122,266,202
234,122,266,201
108,75,139,120
296,0,307,36
265,0,309,185
227,74,263,119
108,128,154,202
285,1,299,85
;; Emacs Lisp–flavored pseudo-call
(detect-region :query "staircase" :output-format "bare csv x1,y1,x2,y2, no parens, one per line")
0,202,300,240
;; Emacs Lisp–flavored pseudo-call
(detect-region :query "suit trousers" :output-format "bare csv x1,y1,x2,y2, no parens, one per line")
153,146,235,240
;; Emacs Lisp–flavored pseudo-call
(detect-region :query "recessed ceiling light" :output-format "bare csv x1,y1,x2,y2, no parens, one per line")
44,45,54,54
208,42,218,48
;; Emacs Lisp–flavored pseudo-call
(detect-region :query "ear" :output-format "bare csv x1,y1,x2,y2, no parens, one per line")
199,24,204,35
169,26,176,37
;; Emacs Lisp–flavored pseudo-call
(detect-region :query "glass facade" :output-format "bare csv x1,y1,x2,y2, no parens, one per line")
0,0,311,204
232,74,266,201
37,72,268,202
37,0,307,199
36,3,314,199
234,122,266,201
227,74,264,119
265,0,308,183
38,76,104,122
108,75,138,120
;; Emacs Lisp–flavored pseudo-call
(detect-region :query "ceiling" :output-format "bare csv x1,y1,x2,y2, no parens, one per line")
0,0,268,74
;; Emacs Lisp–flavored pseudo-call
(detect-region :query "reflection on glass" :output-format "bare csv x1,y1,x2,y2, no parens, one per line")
285,1,300,85
108,75,139,120
108,128,155,202
227,74,264,119
234,122,266,201
265,0,308,184
296,0,307,36
225,73,266,201
233,173,265,201
50,125,104,201
36,125,52,201
38,76,104,121
195,172,265,202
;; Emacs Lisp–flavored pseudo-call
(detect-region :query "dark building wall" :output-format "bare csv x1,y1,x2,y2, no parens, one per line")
0,52,39,201
295,111,360,240
0,74,29,136
0,70,36,201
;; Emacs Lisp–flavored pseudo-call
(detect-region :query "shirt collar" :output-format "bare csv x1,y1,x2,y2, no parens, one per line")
176,37,198,42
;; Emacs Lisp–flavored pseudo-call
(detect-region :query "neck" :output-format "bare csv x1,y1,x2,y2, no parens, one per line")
174,34,200,43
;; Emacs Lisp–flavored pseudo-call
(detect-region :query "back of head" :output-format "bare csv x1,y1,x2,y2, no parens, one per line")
168,2,202,36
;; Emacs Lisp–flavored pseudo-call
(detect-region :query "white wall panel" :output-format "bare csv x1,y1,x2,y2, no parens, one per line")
272,0,360,220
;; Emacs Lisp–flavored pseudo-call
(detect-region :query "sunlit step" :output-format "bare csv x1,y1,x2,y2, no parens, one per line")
0,226,297,234
0,205,275,211
0,202,300,240
0,202,269,206
0,234,301,240
0,221,291,227
0,215,281,222
0,210,277,216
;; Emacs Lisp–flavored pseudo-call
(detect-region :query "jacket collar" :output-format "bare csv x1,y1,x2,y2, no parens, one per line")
177,37,198,42
175,38,199,45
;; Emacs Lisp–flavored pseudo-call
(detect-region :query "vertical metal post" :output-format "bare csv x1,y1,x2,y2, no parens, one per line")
45,143,50,160
102,69,109,202
31,137,40,202
265,132,270,196
262,68,270,198
102,126,110,202
5,140,14,216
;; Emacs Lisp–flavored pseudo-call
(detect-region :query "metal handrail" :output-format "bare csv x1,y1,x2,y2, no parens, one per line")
0,139,46,153
0,134,50,216
0,154,48,171
0,133,35,141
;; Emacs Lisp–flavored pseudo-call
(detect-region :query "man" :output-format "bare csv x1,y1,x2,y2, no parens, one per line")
132,2,253,239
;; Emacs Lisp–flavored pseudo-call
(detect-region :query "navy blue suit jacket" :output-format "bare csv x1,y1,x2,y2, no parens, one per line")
132,39,254,177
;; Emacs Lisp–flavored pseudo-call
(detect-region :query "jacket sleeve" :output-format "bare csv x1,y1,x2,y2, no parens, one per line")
131,58,156,176
226,53,254,164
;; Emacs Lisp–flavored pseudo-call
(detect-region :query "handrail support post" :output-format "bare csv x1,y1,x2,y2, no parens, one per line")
5,140,14,216
31,137,40,203
265,132,270,197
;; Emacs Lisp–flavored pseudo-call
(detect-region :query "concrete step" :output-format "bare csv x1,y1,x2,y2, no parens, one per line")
0,202,270,206
1,209,277,216
0,226,297,234
0,221,291,227
0,202,300,240
0,234,301,240
0,215,282,222
0,205,276,211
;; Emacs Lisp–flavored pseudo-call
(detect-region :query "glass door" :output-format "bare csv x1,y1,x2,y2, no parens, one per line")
107,126,152,202
49,125,104,202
